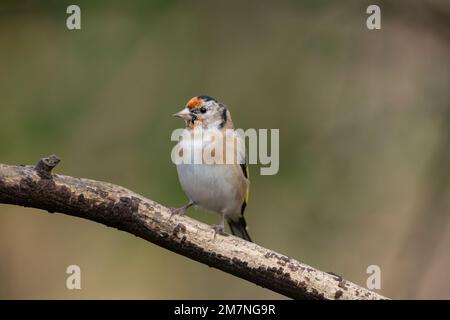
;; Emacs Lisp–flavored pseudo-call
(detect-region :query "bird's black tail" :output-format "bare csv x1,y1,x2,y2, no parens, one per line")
228,217,252,242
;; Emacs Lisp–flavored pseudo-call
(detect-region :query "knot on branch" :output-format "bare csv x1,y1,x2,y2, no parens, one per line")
34,155,61,179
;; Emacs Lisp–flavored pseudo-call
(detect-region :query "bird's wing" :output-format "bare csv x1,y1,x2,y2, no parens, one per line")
223,128,249,216
239,160,249,214
236,132,249,215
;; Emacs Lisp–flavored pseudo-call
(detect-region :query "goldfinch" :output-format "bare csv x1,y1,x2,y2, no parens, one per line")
172,95,251,241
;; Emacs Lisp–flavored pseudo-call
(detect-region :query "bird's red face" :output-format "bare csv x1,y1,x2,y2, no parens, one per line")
174,96,218,129
186,97,203,109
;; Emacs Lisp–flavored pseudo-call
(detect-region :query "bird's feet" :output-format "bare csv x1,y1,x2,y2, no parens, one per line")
169,201,194,219
169,206,187,219
211,223,227,239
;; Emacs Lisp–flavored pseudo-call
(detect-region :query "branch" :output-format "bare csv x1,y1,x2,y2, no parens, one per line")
0,156,387,300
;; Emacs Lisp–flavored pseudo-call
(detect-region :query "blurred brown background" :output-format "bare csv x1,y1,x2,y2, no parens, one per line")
0,0,449,299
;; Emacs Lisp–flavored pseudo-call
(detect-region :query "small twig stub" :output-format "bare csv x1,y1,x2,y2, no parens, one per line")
34,155,61,178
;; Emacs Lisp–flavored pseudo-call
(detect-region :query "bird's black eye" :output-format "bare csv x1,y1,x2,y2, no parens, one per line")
200,107,207,114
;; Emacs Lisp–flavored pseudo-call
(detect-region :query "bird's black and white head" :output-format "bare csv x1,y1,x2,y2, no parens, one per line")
174,95,231,130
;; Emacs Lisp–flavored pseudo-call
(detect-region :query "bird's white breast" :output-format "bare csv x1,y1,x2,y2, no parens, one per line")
175,128,244,217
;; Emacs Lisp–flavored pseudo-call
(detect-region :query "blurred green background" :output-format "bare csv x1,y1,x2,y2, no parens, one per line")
1,0,449,299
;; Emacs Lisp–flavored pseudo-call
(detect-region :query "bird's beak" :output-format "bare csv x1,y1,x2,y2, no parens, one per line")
173,107,192,120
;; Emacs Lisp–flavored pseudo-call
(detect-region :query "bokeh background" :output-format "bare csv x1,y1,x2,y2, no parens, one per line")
1,0,449,299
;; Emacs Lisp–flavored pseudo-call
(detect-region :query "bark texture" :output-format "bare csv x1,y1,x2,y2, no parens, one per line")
0,156,387,300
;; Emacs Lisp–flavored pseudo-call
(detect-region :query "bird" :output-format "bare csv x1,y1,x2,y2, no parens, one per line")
172,95,252,241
